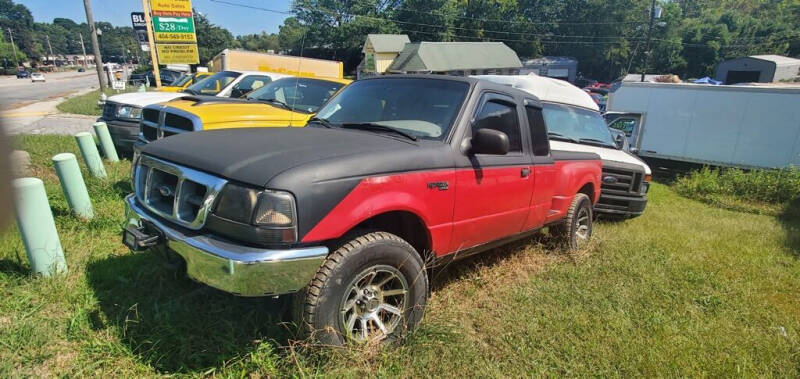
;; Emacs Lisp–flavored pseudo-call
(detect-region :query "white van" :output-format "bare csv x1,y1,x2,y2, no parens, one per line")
475,74,652,219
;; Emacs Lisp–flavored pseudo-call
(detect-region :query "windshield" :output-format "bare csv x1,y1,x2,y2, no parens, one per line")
184,71,240,95
315,78,469,140
170,73,194,87
542,103,616,147
246,77,345,113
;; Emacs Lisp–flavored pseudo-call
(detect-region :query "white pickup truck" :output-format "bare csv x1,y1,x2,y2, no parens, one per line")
476,74,652,219
101,70,289,155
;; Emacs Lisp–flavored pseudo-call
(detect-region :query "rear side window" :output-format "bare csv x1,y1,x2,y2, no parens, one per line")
525,105,550,156
472,99,522,153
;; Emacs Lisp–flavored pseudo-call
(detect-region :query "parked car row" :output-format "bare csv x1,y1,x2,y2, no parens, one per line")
119,69,649,346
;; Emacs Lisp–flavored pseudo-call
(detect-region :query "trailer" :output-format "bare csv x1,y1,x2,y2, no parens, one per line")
605,82,800,169
209,49,344,79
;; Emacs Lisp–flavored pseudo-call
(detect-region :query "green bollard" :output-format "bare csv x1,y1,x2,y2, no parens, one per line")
13,178,67,276
52,153,93,219
93,122,119,162
74,132,107,178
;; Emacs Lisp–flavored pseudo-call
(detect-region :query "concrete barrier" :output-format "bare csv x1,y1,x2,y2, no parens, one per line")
13,177,67,276
74,132,106,178
93,122,119,162
52,153,93,219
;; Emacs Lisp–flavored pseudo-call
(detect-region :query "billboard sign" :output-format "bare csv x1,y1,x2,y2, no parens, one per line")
131,12,150,51
156,43,199,64
150,0,192,16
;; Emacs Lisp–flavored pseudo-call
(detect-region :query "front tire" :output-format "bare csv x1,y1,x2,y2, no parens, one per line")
298,231,428,346
550,193,593,250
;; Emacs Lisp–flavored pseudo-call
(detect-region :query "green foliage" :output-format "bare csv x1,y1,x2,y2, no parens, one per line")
674,167,800,214
194,11,238,64
57,88,137,116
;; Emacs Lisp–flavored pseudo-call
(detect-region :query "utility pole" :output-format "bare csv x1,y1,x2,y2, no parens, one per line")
641,0,657,82
79,33,87,67
45,34,55,67
141,0,162,88
83,0,106,90
6,28,20,69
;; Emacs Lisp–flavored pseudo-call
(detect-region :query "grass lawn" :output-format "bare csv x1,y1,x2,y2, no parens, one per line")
1,135,798,376
57,88,138,117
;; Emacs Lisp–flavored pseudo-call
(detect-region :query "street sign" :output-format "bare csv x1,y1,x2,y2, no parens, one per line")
150,0,192,17
153,16,196,43
156,43,199,64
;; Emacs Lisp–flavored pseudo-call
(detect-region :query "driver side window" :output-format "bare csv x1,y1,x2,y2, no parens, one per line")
472,99,522,153
231,76,272,98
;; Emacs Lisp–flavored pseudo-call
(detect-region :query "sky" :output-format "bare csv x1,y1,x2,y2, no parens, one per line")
17,0,294,36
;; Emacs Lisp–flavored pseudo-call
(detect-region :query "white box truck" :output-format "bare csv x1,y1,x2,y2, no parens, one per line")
606,82,800,169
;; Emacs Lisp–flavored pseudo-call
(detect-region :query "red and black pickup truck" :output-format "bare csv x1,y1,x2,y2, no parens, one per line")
122,75,602,345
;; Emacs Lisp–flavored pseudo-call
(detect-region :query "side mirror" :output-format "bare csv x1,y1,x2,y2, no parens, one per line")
614,133,626,149
469,129,510,155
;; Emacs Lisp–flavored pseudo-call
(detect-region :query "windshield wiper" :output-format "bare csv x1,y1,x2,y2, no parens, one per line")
341,122,417,141
307,116,334,128
547,132,579,144
182,88,197,95
578,138,616,148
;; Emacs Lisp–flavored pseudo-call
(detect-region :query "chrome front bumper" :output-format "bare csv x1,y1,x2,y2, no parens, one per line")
123,194,328,296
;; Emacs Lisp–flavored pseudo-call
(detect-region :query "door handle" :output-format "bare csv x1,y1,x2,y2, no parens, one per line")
521,167,531,178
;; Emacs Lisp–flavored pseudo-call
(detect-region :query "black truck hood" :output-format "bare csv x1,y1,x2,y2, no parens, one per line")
140,127,451,188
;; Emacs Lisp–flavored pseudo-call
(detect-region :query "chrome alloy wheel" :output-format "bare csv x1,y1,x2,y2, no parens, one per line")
575,207,591,247
340,265,408,343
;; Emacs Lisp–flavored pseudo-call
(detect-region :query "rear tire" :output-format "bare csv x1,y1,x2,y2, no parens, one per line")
550,193,593,250
297,231,428,346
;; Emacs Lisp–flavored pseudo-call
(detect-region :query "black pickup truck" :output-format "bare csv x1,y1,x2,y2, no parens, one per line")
123,75,601,345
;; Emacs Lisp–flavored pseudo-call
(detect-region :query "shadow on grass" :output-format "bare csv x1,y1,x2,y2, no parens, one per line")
85,250,294,373
0,257,29,277
112,180,132,198
778,198,800,259
429,235,551,291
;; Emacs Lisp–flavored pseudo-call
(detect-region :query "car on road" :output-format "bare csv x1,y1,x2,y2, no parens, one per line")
477,74,651,219
30,73,45,83
122,75,602,345
16,70,30,79
103,70,288,156
135,76,350,146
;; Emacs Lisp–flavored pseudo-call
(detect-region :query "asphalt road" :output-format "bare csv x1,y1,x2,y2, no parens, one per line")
0,71,99,109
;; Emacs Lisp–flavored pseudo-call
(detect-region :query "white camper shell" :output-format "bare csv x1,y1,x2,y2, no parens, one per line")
475,74,652,218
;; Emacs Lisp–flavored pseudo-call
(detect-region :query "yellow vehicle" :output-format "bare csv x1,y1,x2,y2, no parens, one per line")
137,77,351,145
159,72,213,92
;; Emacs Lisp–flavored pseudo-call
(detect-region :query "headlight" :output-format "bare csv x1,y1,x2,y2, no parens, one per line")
211,184,298,245
214,184,260,224
253,191,296,226
117,105,142,119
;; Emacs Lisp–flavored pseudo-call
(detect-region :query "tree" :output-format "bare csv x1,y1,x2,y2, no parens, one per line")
193,11,237,64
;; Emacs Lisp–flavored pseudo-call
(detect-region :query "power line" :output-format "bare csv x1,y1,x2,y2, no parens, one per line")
209,0,800,49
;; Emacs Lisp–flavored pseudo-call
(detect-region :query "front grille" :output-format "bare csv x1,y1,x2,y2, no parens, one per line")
164,113,194,131
143,108,160,123
601,167,644,196
142,125,158,141
134,155,227,229
102,102,117,119
139,106,198,143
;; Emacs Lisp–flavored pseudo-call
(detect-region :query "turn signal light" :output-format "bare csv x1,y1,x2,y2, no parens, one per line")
644,174,652,183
